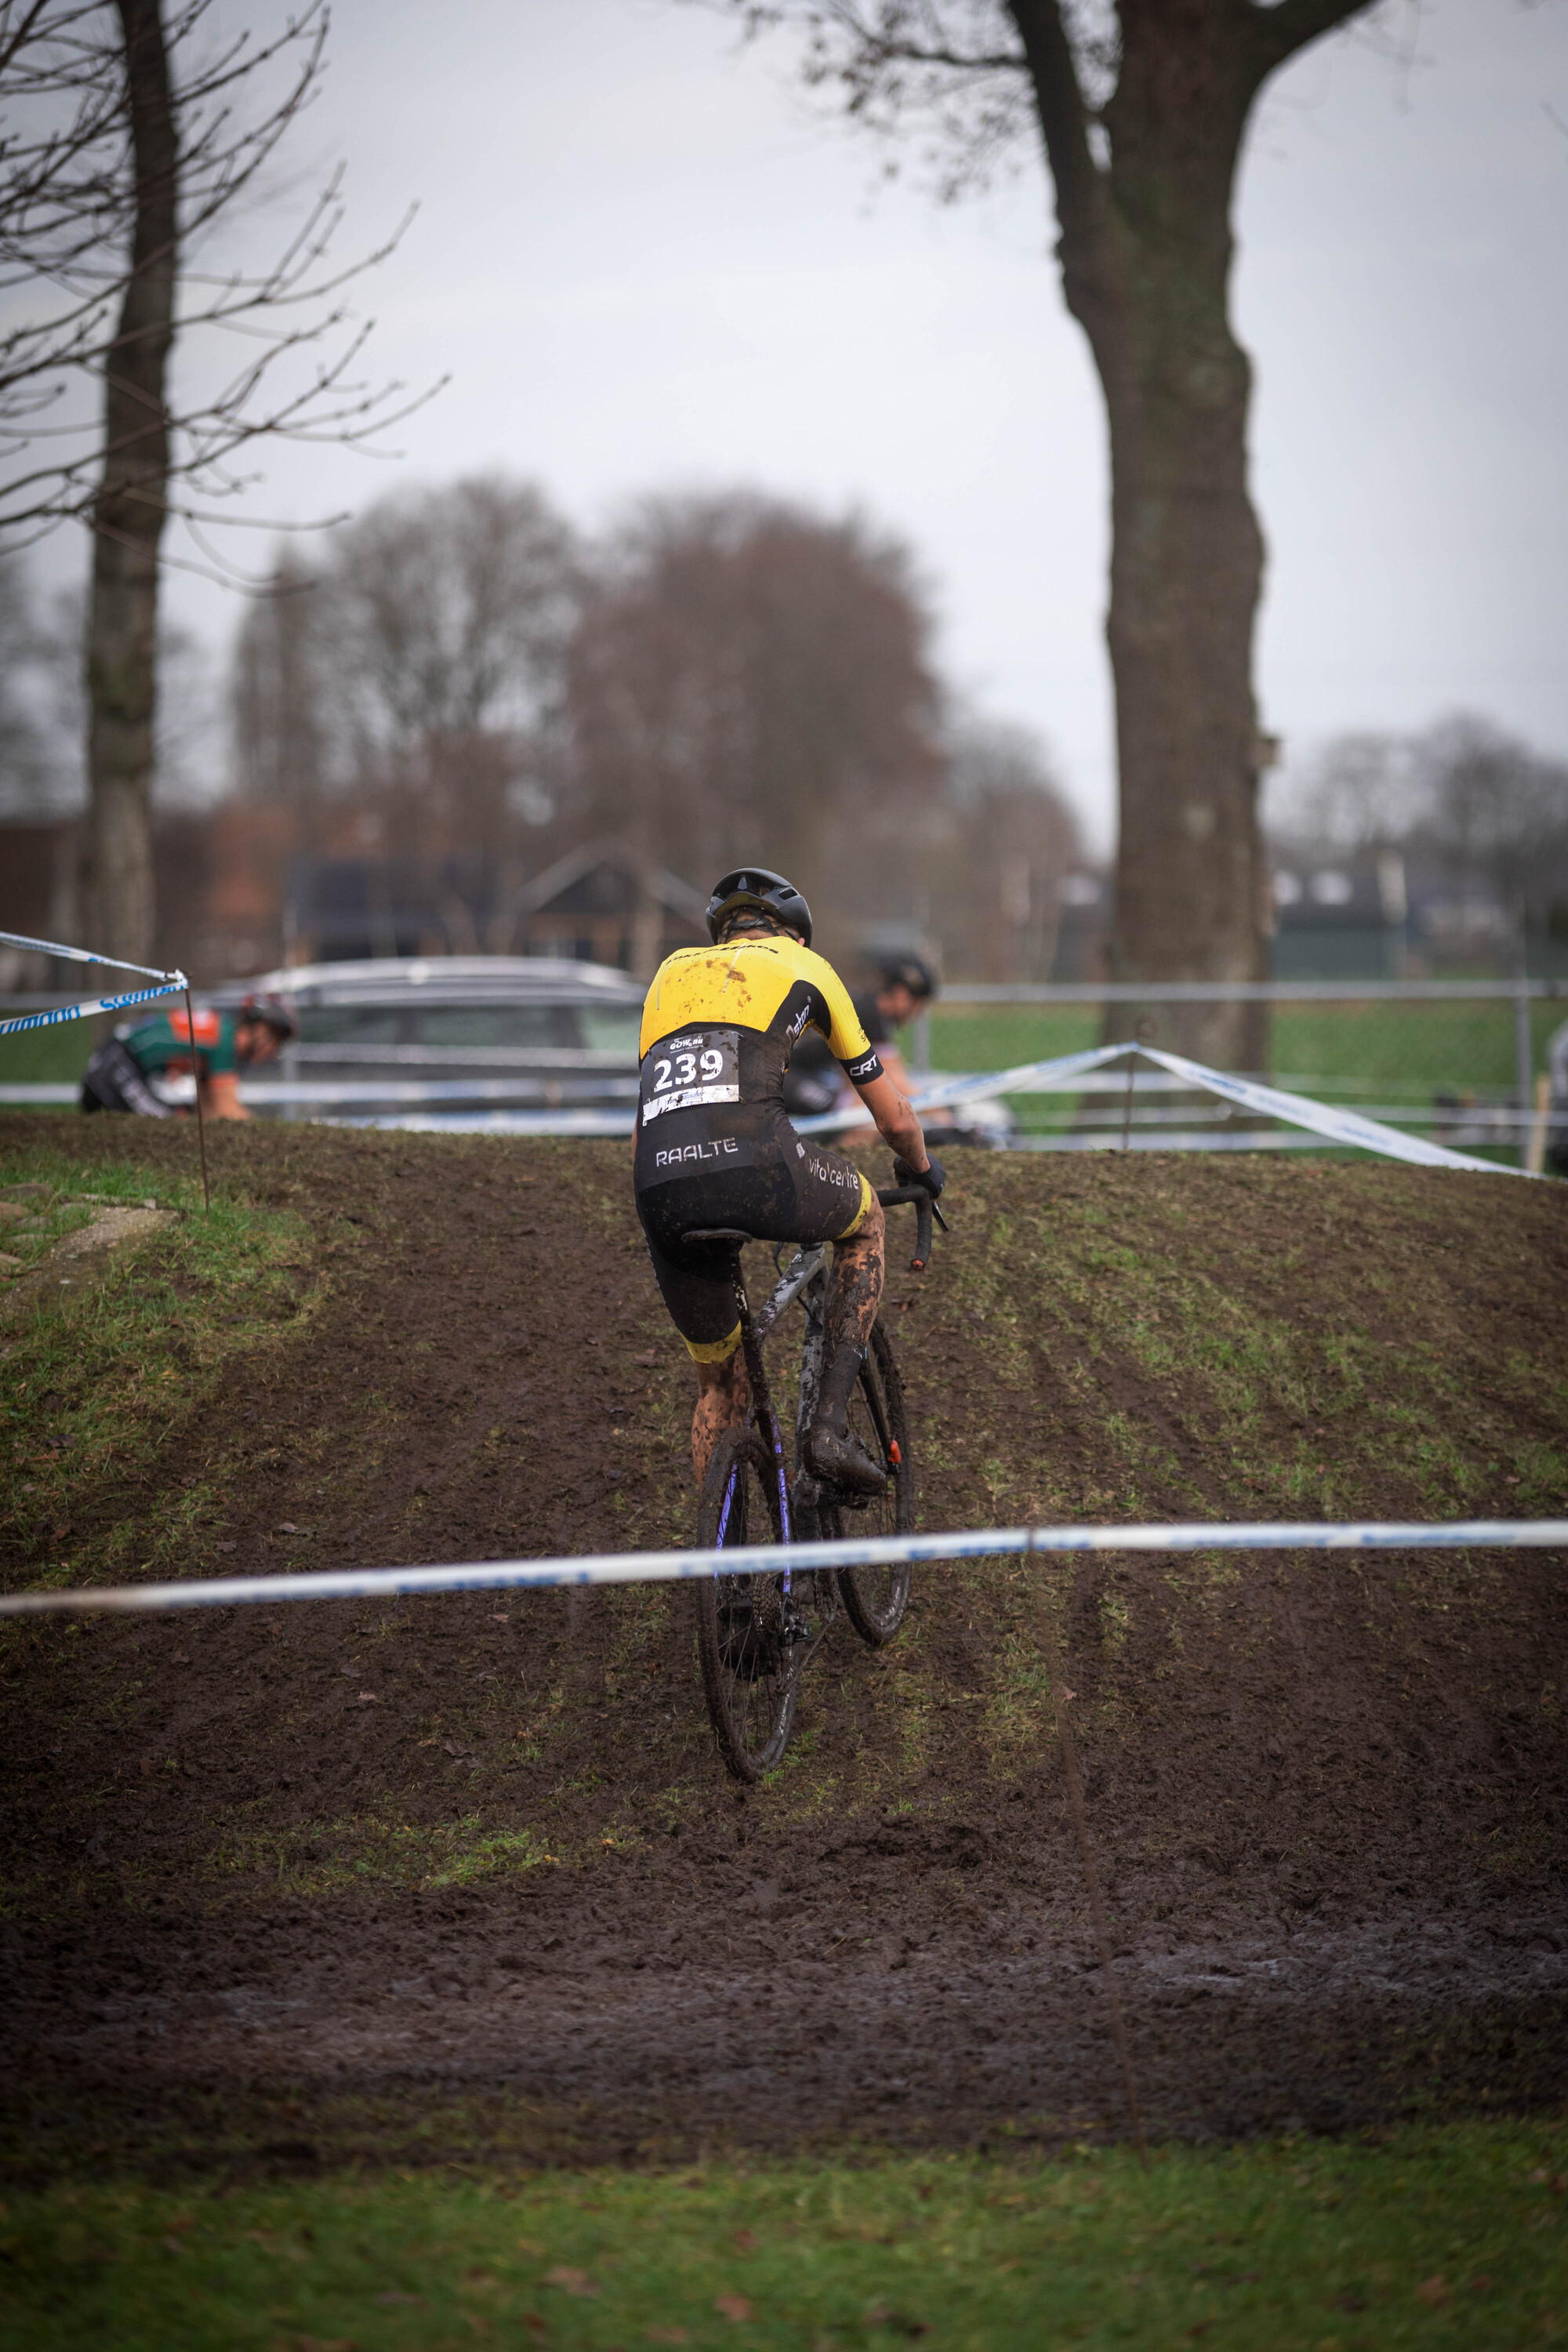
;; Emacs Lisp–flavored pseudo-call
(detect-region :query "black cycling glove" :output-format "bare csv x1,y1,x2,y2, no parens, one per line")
895,1152,946,1201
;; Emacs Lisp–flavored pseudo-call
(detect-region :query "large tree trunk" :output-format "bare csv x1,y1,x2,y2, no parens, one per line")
1098,27,1269,1070
79,0,177,968
1010,0,1362,1069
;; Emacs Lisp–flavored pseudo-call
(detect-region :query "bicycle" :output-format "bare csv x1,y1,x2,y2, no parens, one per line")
688,1185,942,1780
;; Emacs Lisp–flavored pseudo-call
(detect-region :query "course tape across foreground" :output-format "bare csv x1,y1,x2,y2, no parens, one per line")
0,927,187,1042
3,1519,1563,1617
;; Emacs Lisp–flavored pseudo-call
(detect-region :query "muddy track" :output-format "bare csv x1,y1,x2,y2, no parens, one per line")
2,1121,1566,2173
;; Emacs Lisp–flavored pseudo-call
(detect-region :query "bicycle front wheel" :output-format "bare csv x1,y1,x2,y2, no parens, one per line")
695,1424,797,1780
828,1318,914,1645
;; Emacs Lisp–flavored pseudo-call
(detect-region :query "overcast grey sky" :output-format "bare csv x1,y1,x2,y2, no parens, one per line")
52,0,1568,848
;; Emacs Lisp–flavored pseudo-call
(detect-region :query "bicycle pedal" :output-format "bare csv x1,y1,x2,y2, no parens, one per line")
782,1602,813,1644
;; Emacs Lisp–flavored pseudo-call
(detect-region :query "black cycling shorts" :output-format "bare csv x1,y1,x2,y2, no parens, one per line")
636,1125,873,1361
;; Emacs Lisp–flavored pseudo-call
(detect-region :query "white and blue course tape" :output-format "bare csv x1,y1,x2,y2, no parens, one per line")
877,1041,1533,1179
2,1519,1562,1617
0,928,187,1041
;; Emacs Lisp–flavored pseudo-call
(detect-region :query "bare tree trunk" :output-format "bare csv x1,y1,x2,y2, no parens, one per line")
79,0,176,967
1009,0,1363,1068
1098,83,1270,1072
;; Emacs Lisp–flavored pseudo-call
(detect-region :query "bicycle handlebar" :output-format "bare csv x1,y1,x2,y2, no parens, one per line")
875,1182,946,1272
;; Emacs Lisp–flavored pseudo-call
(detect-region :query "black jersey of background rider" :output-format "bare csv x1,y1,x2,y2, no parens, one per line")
635,937,881,1185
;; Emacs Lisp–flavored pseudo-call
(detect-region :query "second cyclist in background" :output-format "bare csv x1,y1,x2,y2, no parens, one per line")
782,952,937,1122
633,869,945,1497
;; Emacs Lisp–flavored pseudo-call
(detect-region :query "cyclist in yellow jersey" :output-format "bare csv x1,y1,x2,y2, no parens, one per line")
635,868,945,1496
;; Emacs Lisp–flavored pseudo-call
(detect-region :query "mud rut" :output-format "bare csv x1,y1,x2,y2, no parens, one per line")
2,1122,1566,2173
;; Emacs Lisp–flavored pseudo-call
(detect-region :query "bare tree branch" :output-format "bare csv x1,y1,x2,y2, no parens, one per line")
1004,1,1105,254
1247,0,1385,74
0,0,435,560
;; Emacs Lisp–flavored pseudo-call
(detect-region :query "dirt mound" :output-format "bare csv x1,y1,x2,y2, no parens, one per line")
1,1118,1566,2172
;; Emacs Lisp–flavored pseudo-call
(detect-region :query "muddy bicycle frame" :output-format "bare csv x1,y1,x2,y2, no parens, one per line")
687,1183,938,1595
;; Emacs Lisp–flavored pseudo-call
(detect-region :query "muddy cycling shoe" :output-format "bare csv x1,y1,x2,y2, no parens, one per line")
804,1421,888,1496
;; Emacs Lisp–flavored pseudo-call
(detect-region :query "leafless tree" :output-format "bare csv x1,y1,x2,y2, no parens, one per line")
0,550,54,815
231,474,581,879
1416,716,1568,939
0,0,431,963
1270,711,1568,953
229,542,329,819
929,714,1080,978
564,489,947,955
684,0,1384,1060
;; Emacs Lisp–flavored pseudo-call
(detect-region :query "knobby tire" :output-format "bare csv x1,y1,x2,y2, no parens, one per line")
829,1317,913,1645
695,1423,795,1781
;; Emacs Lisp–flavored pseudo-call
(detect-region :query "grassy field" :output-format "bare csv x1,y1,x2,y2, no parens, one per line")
920,1000,1563,1152
0,1018,93,1087
0,1139,320,1597
924,1000,1561,1096
2,2122,1565,2350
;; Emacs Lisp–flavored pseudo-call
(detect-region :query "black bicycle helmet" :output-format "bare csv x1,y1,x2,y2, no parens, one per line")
238,990,299,1041
706,868,813,949
880,952,938,1003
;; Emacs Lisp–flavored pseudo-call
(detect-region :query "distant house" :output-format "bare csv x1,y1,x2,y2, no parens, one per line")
1269,857,1410,981
282,837,708,976
508,840,708,971
1269,850,1526,979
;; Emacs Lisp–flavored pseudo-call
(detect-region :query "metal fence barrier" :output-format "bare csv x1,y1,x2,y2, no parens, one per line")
4,977,1565,1166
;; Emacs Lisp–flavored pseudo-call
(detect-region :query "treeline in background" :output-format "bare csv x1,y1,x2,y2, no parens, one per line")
0,476,1085,990
3,470,1568,993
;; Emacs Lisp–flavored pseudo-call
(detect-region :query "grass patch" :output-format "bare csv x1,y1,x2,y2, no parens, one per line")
0,1142,321,1594
1,2121,1565,2349
0,1018,93,1091
203,1809,559,1897
927,1000,1560,1152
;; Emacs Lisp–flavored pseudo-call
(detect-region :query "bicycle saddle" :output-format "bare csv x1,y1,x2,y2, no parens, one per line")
681,1226,752,1249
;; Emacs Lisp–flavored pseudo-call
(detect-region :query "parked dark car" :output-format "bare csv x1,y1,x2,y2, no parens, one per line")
213,956,644,1123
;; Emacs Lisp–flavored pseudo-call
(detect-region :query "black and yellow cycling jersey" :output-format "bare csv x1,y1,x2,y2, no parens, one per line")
637,935,882,1107
634,935,884,1361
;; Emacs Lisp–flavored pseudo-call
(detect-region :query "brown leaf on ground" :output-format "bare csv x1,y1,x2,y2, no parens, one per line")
646,2330,690,2347
732,2227,756,2252
543,2265,600,2297
713,2294,753,2322
1416,2276,1449,2307
372,2290,422,2306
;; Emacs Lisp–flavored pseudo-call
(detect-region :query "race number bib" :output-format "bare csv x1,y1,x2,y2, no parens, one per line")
640,1029,741,1123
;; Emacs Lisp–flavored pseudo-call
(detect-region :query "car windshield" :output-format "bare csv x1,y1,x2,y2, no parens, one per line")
296,1006,406,1044
410,1004,565,1048
577,1005,641,1057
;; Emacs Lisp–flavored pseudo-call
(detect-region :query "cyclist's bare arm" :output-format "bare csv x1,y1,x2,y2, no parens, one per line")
201,1073,251,1122
854,1069,928,1173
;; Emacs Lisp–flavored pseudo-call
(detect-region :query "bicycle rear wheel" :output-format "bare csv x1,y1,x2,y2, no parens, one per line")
828,1318,914,1645
695,1423,797,1780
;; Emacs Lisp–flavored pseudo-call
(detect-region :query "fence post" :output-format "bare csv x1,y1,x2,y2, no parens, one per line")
1515,977,1534,1169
